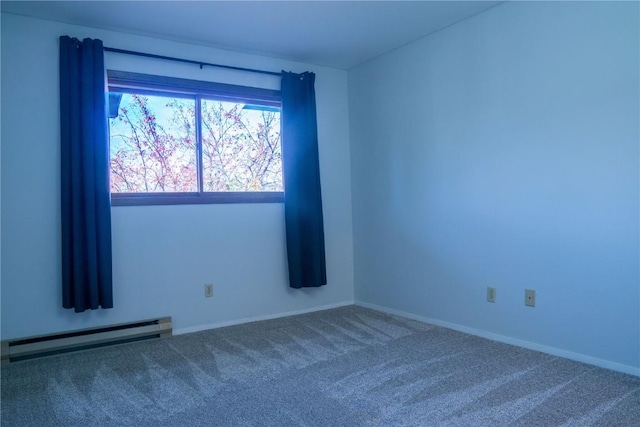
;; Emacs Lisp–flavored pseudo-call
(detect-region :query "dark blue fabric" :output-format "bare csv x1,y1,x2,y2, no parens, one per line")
281,72,327,288
60,36,113,312
108,93,123,118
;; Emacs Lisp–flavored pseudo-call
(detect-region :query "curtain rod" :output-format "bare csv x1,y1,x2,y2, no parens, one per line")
103,47,282,77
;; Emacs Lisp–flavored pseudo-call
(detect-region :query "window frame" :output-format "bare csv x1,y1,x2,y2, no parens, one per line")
107,70,284,206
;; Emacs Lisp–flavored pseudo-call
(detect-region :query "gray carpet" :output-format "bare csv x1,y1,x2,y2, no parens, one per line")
2,306,639,426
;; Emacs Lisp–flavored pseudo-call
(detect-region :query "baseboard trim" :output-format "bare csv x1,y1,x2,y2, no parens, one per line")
355,300,640,377
174,300,355,336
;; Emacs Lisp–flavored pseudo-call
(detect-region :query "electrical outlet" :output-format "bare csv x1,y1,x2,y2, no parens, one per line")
487,287,496,303
525,289,535,307
204,283,213,298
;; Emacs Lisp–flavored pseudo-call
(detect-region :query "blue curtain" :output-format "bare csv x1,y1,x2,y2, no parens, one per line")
281,72,327,288
60,36,113,312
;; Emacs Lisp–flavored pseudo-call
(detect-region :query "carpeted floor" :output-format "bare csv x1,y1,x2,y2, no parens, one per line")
1,306,639,426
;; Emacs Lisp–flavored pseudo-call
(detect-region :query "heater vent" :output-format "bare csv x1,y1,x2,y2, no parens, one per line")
1,317,172,365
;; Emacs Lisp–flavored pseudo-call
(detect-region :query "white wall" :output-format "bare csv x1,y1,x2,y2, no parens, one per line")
1,13,354,339
349,1,639,373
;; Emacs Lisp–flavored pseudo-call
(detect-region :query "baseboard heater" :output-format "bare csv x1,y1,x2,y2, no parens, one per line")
1,316,172,365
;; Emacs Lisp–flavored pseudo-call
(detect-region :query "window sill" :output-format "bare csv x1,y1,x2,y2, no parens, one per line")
111,192,284,206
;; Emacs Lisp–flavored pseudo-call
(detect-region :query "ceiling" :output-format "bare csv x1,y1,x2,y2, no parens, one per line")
1,1,502,69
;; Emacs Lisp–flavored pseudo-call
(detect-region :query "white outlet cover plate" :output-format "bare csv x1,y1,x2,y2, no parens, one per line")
525,289,535,307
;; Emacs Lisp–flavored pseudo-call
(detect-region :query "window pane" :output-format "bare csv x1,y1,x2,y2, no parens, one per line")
109,93,197,193
201,99,282,192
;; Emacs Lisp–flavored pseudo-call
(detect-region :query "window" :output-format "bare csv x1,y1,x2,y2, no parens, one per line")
107,71,283,205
